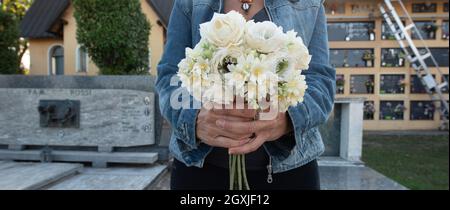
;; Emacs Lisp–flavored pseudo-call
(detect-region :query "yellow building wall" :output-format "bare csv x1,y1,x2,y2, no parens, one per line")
28,0,165,76
28,39,63,75
141,0,165,76
327,0,449,130
61,5,98,76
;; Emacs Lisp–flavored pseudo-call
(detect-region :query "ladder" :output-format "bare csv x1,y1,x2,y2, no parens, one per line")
379,0,449,130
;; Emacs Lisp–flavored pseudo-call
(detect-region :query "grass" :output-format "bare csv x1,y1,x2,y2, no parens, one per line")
362,134,449,190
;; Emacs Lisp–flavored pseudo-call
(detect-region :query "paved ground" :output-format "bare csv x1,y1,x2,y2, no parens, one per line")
364,130,449,136
148,159,407,190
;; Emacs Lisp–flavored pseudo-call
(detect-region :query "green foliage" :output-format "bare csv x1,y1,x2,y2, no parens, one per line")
73,0,151,75
0,9,20,74
2,0,33,73
1,0,33,20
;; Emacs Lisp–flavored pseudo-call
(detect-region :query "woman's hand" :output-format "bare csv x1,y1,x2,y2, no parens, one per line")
216,112,293,155
196,106,257,148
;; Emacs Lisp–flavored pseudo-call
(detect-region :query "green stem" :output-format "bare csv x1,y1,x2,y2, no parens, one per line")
241,155,250,190
237,155,242,190
229,155,237,190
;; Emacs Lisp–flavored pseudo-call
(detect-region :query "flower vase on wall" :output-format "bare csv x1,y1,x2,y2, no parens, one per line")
399,58,404,66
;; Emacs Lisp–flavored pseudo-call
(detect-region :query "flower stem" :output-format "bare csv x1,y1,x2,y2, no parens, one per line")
237,155,242,190
241,155,250,190
229,155,237,190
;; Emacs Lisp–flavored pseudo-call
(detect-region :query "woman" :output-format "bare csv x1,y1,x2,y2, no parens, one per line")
156,0,335,190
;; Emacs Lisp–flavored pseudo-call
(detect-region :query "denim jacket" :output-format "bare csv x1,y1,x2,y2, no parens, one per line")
156,0,336,174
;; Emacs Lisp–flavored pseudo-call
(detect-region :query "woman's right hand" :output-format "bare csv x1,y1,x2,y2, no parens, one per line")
196,106,256,149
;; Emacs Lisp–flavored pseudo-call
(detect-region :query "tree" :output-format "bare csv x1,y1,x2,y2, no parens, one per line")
1,0,33,73
73,0,151,75
0,9,20,74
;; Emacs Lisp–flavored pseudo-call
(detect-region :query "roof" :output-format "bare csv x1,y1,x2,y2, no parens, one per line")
20,0,70,39
20,0,174,39
146,0,174,28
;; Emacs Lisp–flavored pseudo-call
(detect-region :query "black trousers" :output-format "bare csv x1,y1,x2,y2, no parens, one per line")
170,159,320,190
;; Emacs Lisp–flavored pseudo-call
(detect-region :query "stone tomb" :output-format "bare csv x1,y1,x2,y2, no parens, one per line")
0,88,155,147
0,76,168,167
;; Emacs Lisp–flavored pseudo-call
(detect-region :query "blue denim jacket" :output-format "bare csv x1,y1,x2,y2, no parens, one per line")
156,0,336,173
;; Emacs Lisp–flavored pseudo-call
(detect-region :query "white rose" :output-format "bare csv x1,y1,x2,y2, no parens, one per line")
245,21,285,53
200,11,246,47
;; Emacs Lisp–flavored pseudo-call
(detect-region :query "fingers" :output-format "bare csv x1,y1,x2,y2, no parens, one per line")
207,125,254,140
212,105,257,119
203,136,250,149
198,122,253,141
216,119,274,134
229,134,267,155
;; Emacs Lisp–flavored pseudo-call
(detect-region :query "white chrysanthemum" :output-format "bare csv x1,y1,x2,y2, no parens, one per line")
283,30,312,70
200,11,246,48
203,74,234,105
245,20,285,53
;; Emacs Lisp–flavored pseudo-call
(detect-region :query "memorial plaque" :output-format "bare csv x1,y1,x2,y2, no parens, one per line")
0,88,155,147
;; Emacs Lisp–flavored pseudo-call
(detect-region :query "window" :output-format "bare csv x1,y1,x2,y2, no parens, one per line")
443,21,449,40
414,48,450,67
443,75,449,93
364,101,376,120
76,46,88,73
327,22,375,41
330,49,375,68
410,101,435,120
412,21,437,40
381,21,406,40
411,75,436,94
380,74,406,94
412,3,437,13
48,45,64,75
324,0,345,15
380,101,406,120
444,2,449,12
350,75,375,94
336,74,345,94
381,48,406,67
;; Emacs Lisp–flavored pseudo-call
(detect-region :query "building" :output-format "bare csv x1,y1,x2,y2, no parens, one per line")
325,0,449,130
20,0,448,131
20,0,174,76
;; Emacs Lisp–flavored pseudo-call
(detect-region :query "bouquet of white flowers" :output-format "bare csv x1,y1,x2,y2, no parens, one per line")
177,11,311,190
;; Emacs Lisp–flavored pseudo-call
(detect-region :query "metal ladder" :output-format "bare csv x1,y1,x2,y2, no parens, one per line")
379,0,449,130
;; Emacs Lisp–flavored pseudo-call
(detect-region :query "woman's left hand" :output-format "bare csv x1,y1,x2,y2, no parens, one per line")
216,112,293,155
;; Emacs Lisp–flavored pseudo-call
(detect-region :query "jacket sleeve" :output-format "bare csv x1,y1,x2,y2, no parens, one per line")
155,0,201,152
266,3,336,157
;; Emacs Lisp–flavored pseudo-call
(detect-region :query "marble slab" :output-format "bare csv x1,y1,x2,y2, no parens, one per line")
48,165,167,190
0,162,83,190
320,166,408,190
0,88,155,147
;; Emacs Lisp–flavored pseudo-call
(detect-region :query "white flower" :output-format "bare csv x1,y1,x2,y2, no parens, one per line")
178,11,309,113
245,20,285,53
210,46,244,73
265,52,296,76
200,11,246,48
283,30,312,70
203,74,234,105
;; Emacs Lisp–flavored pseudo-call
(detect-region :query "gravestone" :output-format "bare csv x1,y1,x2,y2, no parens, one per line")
0,76,170,167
